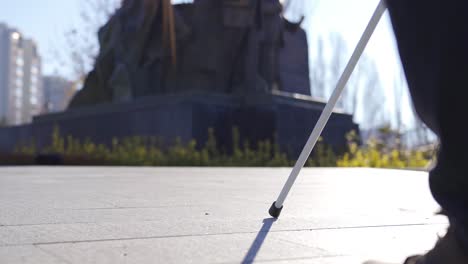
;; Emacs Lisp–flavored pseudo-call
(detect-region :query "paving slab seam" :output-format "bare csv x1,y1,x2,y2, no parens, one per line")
0,221,105,227
67,205,200,211
0,216,206,227
0,219,447,229
217,254,352,264
276,237,330,252
0,222,447,248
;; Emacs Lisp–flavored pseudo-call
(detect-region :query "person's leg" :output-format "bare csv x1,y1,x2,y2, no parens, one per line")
368,0,468,262
387,0,468,240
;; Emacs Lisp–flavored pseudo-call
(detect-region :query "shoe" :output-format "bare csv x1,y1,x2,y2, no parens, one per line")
364,222,468,264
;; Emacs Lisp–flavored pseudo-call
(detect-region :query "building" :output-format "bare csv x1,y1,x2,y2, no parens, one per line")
21,39,43,122
43,76,75,113
0,23,43,126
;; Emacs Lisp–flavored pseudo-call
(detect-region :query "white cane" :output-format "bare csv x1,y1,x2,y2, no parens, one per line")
269,0,387,218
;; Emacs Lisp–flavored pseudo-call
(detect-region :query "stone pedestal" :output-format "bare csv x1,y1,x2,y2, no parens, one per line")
0,92,358,157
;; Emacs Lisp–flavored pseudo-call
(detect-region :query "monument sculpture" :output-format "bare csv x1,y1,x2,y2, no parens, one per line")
0,0,358,158
70,0,291,107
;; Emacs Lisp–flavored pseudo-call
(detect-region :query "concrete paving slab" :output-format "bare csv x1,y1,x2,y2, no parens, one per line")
0,245,65,264
0,167,447,263
33,223,445,264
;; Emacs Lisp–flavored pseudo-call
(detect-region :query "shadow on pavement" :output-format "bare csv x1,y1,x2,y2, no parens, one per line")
241,218,277,264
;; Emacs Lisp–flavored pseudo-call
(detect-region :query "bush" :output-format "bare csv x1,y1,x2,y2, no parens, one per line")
9,127,432,168
11,126,292,167
336,131,432,169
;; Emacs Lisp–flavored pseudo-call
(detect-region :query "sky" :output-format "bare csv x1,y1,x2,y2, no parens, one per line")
297,0,414,129
0,0,417,130
0,0,83,73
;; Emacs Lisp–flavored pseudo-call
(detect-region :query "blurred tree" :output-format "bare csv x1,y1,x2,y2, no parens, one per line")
329,32,348,102
55,0,120,84
393,68,406,133
310,37,326,98
354,55,385,127
310,32,386,129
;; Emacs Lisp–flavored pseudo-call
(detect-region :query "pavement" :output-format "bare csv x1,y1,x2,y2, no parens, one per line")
0,167,447,264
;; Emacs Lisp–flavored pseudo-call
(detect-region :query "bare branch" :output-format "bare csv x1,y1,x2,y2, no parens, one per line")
54,0,120,82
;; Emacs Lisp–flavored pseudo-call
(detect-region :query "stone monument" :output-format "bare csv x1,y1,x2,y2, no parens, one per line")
69,0,297,107
0,0,358,158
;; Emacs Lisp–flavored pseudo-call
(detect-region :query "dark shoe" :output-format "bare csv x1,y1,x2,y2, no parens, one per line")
364,223,468,264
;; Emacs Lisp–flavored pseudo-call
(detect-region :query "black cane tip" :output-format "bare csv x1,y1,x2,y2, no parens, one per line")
269,201,283,218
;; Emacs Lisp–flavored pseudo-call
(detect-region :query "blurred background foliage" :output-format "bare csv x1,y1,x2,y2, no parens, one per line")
9,127,433,169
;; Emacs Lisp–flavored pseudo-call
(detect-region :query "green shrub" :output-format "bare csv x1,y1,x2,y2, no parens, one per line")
12,127,432,168
336,131,432,169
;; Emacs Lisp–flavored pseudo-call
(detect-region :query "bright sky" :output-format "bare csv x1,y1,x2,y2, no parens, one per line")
0,0,416,129
0,0,83,72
